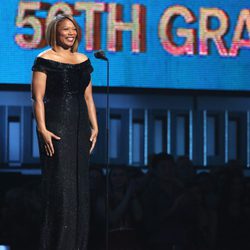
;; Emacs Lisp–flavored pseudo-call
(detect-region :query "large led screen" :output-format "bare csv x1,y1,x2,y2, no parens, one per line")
0,0,250,90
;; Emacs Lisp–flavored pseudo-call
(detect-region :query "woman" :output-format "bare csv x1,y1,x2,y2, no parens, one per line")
31,14,98,250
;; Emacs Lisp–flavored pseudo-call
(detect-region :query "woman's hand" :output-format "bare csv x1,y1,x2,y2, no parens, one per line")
90,128,98,154
39,129,61,157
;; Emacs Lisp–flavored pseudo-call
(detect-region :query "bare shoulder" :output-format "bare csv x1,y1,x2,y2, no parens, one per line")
37,49,54,59
74,52,88,62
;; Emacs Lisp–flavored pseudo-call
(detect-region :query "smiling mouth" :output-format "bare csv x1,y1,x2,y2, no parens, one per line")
66,37,75,42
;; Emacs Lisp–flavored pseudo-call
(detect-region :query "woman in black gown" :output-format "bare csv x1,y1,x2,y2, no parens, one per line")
31,14,98,250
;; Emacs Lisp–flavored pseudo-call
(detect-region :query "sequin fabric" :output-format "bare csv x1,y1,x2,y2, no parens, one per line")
32,57,93,250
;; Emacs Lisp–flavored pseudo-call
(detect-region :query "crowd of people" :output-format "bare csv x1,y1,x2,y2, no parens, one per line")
0,153,250,250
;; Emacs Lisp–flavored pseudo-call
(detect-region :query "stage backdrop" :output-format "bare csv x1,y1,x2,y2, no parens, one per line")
0,0,250,90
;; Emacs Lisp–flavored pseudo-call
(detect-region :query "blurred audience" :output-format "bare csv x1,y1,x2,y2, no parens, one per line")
88,165,106,250
141,153,184,250
0,181,41,250
108,165,143,250
0,156,250,250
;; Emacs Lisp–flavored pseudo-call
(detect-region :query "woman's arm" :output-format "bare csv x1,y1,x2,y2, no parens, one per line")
84,81,98,153
31,71,47,133
32,71,60,156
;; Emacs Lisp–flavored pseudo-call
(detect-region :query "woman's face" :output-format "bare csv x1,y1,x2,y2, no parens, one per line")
56,19,77,49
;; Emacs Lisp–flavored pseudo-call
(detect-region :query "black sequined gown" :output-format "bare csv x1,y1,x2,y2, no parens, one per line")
32,57,93,250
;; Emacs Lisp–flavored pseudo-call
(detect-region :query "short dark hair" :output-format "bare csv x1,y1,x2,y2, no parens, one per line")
150,153,175,168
